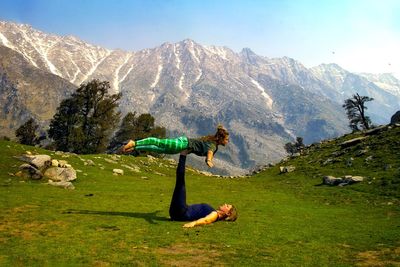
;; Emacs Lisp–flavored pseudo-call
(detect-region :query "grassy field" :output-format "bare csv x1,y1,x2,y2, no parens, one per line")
0,127,399,266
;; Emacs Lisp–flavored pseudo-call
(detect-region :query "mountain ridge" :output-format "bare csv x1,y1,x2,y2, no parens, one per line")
0,20,399,175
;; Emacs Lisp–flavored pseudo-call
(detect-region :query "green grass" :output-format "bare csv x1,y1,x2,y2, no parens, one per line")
0,127,399,266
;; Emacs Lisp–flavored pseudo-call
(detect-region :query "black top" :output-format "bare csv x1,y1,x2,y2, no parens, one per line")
187,138,217,156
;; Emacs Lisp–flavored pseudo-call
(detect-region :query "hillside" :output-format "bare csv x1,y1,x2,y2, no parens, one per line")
0,125,399,265
258,123,400,198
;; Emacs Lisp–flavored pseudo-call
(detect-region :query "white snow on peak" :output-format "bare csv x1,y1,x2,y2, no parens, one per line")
19,27,61,76
188,43,200,64
149,93,156,102
78,50,111,84
179,72,185,91
173,44,181,70
250,78,273,109
151,60,163,88
204,45,227,60
119,56,134,84
195,68,203,84
0,32,15,49
0,31,38,67
69,58,81,83
113,53,132,93
273,113,296,138
173,44,185,91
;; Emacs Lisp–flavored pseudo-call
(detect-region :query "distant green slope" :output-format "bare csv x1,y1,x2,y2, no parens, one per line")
259,124,400,198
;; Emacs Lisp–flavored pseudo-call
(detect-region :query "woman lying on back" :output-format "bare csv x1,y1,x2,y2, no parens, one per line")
169,151,238,228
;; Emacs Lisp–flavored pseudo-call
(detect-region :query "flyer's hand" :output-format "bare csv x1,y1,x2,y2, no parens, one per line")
206,160,214,168
183,222,196,228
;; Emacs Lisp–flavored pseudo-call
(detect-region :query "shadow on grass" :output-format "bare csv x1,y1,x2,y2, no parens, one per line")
63,209,170,224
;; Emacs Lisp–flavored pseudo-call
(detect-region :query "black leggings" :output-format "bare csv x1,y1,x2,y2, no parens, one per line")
169,155,189,220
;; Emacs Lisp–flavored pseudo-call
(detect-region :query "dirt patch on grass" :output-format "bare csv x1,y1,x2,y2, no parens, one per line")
146,243,224,266
356,247,400,266
8,204,40,213
92,260,111,267
1,205,68,240
7,220,68,240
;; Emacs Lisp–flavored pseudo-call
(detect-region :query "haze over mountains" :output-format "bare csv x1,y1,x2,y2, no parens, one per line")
1,20,399,174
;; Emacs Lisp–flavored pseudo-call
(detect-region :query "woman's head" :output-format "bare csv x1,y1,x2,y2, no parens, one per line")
201,125,230,145
218,203,238,221
214,125,229,146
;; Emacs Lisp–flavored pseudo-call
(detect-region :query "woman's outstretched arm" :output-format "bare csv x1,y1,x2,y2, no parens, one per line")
182,211,219,228
205,150,214,168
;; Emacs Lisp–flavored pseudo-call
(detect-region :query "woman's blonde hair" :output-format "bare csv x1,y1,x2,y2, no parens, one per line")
225,205,238,221
201,125,229,144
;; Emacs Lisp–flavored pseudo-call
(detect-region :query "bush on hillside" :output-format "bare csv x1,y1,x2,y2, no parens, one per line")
284,136,304,156
15,118,39,146
48,79,121,154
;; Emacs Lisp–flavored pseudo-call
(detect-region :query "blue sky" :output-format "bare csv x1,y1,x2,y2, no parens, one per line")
1,0,400,78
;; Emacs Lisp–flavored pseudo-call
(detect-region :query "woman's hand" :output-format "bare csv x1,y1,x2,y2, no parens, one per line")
183,222,196,228
182,212,219,228
206,160,214,168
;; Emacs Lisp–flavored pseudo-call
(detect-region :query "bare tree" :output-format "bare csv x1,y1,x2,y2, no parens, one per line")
342,93,374,131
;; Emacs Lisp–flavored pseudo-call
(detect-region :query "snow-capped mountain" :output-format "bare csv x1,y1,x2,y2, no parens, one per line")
311,64,400,123
1,20,399,174
358,73,400,98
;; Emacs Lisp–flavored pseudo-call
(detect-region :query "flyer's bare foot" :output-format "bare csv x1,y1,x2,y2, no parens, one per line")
120,140,135,154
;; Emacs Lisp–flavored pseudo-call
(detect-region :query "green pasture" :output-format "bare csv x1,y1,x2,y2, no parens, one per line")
0,133,399,266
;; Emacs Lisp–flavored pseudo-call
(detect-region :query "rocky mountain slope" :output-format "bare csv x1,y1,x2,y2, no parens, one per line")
1,20,399,174
0,45,76,137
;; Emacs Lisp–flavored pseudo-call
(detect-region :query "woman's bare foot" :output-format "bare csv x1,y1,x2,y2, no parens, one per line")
121,140,135,153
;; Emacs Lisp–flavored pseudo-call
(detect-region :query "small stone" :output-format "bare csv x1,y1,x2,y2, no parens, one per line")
340,137,367,148
86,159,95,166
323,175,343,186
113,169,124,175
58,160,68,168
280,166,296,173
52,159,59,167
48,180,75,190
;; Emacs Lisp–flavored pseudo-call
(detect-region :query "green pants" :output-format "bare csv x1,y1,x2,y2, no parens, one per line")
135,136,189,154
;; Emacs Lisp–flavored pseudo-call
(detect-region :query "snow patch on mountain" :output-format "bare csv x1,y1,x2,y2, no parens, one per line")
204,45,228,60
19,26,61,76
79,50,111,85
151,62,163,88
0,31,38,67
0,32,14,49
358,73,400,98
70,58,81,83
113,53,132,93
250,78,273,109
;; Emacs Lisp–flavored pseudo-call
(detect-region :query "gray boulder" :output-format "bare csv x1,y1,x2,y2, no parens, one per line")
18,164,43,180
16,154,52,170
340,137,367,148
44,167,77,182
323,175,364,186
323,176,343,185
113,169,124,175
390,111,400,124
48,180,75,190
279,166,296,173
343,175,364,183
